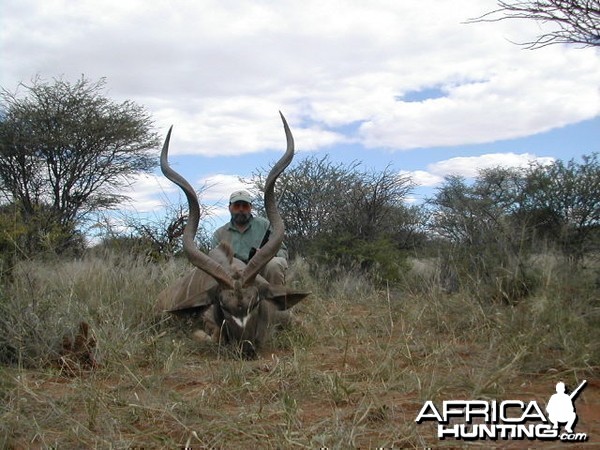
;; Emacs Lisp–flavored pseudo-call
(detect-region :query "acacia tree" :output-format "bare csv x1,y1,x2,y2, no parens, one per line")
251,155,418,280
428,154,599,300
0,76,159,254
251,155,362,254
428,169,541,301
526,153,600,258
471,0,600,48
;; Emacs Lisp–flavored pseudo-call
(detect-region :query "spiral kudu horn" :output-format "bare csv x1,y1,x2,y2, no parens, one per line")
160,126,235,289
160,112,295,289
241,112,295,286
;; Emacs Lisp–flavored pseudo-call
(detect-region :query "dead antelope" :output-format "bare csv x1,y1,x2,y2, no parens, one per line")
156,113,310,357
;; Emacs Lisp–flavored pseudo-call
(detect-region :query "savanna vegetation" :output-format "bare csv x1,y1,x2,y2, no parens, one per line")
0,239,597,447
0,76,598,447
0,76,158,264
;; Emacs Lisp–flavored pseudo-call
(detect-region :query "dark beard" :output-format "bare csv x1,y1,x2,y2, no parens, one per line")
232,212,252,226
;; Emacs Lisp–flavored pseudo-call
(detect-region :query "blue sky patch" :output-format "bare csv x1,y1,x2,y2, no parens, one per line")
399,87,447,103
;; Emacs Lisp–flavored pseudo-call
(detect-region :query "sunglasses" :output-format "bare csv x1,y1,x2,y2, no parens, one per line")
230,202,251,211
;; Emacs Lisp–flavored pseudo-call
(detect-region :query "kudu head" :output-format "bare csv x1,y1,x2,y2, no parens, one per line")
160,112,306,355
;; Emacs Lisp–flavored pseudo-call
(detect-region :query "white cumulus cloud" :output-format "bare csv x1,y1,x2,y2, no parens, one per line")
403,152,555,186
2,0,598,156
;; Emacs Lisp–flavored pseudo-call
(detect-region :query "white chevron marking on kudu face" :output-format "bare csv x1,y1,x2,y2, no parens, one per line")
231,309,257,329
157,113,311,358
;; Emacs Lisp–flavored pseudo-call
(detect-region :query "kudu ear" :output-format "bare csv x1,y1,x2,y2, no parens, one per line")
261,284,311,310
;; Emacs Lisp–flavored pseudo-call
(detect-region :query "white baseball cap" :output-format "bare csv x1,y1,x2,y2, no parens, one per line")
229,190,253,204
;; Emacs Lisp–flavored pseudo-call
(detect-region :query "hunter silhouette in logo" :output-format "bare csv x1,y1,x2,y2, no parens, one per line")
546,380,587,433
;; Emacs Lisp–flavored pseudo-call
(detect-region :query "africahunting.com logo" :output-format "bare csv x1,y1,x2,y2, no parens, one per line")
415,380,588,442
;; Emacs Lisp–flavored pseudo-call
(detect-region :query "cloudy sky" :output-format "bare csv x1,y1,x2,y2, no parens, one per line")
2,0,599,230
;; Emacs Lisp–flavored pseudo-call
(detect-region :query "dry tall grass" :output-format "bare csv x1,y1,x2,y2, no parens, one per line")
0,250,598,448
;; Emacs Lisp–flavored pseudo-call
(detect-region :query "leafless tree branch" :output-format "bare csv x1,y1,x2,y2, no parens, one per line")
468,0,600,49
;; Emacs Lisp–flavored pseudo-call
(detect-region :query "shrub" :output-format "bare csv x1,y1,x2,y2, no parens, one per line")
308,234,409,284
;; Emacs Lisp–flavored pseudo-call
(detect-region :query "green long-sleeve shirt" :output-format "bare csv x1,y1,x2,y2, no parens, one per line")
211,216,288,263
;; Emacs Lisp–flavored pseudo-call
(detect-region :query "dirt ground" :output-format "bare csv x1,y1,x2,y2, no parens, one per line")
8,346,598,449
